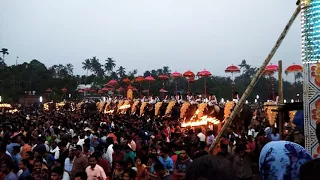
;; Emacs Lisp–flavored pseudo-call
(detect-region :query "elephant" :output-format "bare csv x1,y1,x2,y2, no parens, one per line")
81,102,97,113
177,102,253,132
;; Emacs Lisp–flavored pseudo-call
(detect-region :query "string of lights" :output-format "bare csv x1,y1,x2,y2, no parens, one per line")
301,0,320,63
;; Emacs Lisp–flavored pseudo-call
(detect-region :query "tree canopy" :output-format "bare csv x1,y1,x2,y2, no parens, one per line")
0,49,302,103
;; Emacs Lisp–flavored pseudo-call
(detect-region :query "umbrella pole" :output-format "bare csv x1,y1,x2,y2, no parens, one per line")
175,81,178,94
231,73,234,98
188,81,190,94
148,82,150,96
267,75,271,100
272,74,275,101
140,83,142,98
204,78,207,98
294,72,297,99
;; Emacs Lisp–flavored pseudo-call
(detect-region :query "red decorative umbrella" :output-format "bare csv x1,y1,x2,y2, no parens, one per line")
183,70,195,78
225,65,241,95
158,74,169,89
104,83,112,87
171,71,182,78
127,85,134,89
123,77,131,84
135,76,145,97
98,89,103,94
225,65,241,73
145,76,155,96
78,89,84,93
264,63,278,100
102,87,112,91
171,71,182,93
285,63,303,96
183,70,195,94
85,88,90,91
116,87,125,92
90,89,96,92
198,69,212,97
108,79,118,85
285,64,303,73
46,88,52,92
135,76,145,82
265,64,278,73
159,88,168,93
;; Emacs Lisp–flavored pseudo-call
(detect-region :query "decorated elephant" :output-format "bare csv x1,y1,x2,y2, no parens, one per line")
80,102,97,113
178,101,253,132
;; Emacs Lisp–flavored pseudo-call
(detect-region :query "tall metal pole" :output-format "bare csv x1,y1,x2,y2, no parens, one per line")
209,5,301,153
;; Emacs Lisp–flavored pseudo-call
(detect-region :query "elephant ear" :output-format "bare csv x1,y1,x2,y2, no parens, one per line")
317,122,320,144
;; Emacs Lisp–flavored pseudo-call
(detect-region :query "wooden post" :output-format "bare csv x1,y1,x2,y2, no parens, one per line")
208,5,301,153
278,60,284,139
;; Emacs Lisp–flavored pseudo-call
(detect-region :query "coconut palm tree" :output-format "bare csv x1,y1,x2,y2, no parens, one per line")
0,48,9,61
105,57,116,75
117,66,126,79
66,63,74,75
82,59,91,85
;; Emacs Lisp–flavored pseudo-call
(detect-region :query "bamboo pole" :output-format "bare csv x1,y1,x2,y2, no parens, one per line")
209,5,301,153
278,60,284,139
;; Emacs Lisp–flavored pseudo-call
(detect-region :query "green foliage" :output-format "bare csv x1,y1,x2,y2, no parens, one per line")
0,49,302,102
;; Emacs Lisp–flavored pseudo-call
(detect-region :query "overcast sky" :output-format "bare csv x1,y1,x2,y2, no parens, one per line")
0,0,301,78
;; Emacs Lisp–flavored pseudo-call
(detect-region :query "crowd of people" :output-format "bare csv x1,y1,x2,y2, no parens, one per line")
0,101,320,180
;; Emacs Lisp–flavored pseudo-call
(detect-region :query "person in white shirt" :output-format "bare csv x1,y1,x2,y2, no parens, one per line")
196,128,206,142
64,151,74,173
77,135,85,148
50,141,60,160
104,137,114,167
232,92,240,103
86,156,107,180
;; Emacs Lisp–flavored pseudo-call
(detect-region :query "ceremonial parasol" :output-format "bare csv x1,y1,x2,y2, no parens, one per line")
78,89,84,93
104,83,112,87
285,64,303,73
135,76,145,96
171,71,182,93
127,85,134,89
225,65,240,95
108,79,118,86
159,88,168,93
116,87,125,92
102,87,112,91
183,70,195,94
85,88,90,91
264,63,278,100
90,89,96,92
265,63,278,73
198,69,212,97
98,89,103,94
145,75,155,96
285,63,303,96
123,77,131,84
158,74,169,89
